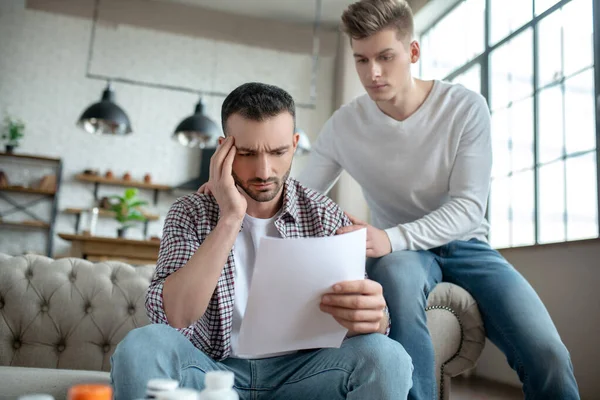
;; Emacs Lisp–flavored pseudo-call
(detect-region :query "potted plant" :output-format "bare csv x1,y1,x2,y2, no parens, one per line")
109,188,148,238
1,116,25,153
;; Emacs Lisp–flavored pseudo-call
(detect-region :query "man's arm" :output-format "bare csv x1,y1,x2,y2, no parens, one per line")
148,137,247,329
298,118,344,195
337,94,492,254
162,215,241,329
146,201,241,329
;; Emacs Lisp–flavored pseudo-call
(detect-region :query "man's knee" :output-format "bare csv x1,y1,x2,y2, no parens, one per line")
367,251,432,292
112,324,180,366
348,334,413,376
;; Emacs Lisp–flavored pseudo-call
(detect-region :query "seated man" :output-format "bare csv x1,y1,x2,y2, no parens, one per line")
110,82,413,400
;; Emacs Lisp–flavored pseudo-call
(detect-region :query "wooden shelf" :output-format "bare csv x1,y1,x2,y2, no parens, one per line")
58,233,160,247
0,185,56,196
64,207,159,221
75,174,171,191
0,152,61,163
0,220,50,229
58,233,160,265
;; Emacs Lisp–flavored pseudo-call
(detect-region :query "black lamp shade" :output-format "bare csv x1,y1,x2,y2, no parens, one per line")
173,100,220,149
77,84,132,135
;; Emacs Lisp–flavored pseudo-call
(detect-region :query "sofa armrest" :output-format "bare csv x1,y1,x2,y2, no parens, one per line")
426,282,485,400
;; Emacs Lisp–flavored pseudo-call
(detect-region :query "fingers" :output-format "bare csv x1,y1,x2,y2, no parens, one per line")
221,144,236,178
197,183,212,194
321,293,386,310
210,137,233,181
345,212,365,226
331,316,381,334
330,279,383,295
336,224,366,236
320,304,383,323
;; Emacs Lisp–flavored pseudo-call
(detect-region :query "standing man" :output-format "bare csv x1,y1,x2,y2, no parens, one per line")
299,1,579,399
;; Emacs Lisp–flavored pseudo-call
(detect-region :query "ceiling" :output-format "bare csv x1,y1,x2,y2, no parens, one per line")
155,0,420,29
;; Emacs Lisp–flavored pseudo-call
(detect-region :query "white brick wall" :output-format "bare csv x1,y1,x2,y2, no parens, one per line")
0,0,336,256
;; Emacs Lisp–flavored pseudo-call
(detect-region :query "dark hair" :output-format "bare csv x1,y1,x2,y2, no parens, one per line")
221,82,296,135
341,0,414,44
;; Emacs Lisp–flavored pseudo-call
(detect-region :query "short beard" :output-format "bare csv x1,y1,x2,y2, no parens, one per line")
232,168,290,203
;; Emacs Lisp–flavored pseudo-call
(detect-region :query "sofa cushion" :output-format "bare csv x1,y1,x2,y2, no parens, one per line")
0,254,153,372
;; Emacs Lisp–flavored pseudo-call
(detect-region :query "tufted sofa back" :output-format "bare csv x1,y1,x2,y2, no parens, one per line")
0,253,153,372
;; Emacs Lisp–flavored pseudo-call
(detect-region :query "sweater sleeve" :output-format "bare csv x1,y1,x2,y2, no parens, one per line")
297,117,344,195
385,94,492,251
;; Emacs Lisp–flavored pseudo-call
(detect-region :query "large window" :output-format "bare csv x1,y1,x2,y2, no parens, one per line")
418,0,599,248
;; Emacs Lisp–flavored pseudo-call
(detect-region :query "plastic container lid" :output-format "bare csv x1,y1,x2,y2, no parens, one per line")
147,379,179,391
67,384,113,400
18,395,55,400
205,371,234,390
156,388,199,400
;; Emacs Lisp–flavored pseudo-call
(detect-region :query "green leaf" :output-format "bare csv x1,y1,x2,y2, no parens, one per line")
128,200,148,208
124,188,138,200
128,214,147,222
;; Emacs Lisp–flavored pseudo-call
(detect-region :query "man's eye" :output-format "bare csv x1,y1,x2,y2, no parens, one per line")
238,153,251,157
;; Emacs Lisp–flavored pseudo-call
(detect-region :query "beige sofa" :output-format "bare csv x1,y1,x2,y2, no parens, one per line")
0,253,485,400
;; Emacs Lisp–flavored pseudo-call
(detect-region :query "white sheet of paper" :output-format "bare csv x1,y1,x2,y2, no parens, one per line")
237,228,366,357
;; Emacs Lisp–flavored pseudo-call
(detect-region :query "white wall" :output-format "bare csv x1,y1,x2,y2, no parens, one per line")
331,34,371,222
0,0,336,256
474,240,600,400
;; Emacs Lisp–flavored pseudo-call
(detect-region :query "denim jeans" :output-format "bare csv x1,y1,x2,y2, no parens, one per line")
110,324,413,400
367,238,580,400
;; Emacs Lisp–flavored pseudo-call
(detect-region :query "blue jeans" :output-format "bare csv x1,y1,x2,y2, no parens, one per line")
367,239,580,400
110,324,413,400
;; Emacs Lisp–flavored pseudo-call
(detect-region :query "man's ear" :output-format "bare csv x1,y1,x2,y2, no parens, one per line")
292,132,300,153
409,40,420,64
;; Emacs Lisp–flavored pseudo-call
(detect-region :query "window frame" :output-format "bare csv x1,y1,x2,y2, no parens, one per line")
418,0,600,248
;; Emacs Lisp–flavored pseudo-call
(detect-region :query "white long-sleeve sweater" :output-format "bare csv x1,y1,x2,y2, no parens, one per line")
299,80,492,251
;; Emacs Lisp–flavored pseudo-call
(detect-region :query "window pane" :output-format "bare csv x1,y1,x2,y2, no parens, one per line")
538,160,566,243
424,9,461,78
490,178,511,248
421,0,485,79
565,69,596,155
511,170,536,246
511,97,535,171
451,63,482,94
491,108,511,178
463,0,486,61
537,85,564,164
490,29,534,110
563,0,594,76
490,0,533,45
536,0,559,15
419,31,432,78
566,153,598,240
537,9,563,87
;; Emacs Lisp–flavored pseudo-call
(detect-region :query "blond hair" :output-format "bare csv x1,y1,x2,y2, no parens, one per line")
341,0,414,43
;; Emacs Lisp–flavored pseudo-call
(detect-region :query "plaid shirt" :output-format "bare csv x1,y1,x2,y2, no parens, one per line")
146,177,388,361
